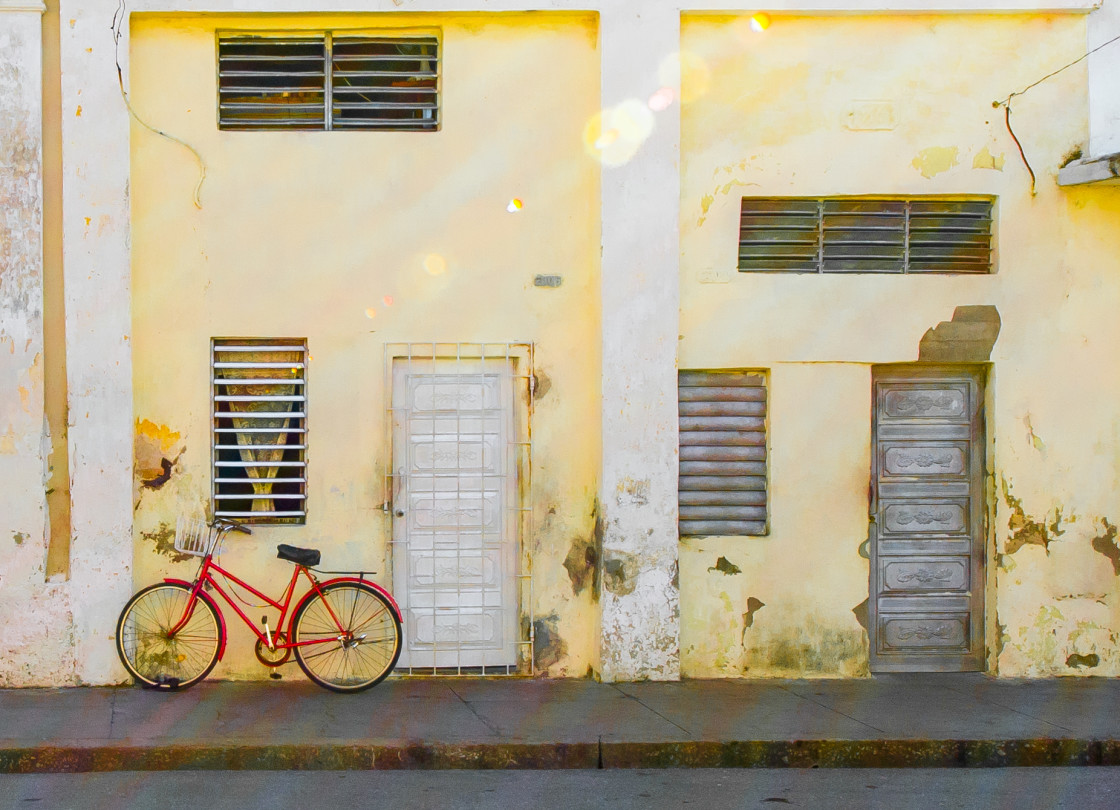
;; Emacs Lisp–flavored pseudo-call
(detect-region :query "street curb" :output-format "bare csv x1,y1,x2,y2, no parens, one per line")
1,739,1118,773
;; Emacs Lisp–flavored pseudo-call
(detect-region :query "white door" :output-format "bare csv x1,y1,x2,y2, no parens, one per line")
391,358,520,670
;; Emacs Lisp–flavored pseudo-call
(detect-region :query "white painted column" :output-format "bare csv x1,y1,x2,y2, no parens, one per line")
598,4,681,681
1088,0,1120,157
59,0,133,684
0,0,70,685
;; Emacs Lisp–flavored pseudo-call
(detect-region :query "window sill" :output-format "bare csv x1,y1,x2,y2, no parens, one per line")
1057,152,1120,187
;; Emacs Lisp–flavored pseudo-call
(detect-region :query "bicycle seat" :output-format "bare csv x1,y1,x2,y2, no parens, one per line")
276,544,321,567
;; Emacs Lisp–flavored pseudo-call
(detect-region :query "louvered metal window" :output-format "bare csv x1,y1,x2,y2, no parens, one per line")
738,198,993,274
218,33,439,131
212,339,307,524
678,371,767,537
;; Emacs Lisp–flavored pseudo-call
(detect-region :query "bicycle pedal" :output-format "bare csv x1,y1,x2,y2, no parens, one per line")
269,671,282,680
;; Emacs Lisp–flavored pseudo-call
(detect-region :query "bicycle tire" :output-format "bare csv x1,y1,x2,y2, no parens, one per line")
115,582,223,690
292,581,402,693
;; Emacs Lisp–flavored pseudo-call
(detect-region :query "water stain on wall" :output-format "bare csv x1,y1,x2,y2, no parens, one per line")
603,549,638,597
754,628,867,675
532,613,567,672
708,556,741,575
532,369,552,400
563,533,601,598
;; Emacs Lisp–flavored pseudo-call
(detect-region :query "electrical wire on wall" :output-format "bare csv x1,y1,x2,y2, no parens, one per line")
994,31,1120,197
111,0,207,208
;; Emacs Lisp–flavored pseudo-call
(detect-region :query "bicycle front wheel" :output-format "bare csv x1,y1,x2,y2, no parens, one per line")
115,582,223,690
292,582,402,692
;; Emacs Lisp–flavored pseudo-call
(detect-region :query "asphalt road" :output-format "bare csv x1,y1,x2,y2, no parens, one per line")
2,768,1119,810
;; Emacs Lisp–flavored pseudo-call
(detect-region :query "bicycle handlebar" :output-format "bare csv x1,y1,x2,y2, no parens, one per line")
213,518,253,535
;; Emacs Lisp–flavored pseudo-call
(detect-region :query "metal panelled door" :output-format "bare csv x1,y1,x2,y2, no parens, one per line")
391,358,520,670
870,366,986,672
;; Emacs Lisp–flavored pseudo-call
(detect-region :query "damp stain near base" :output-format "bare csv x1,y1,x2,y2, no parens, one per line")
532,614,567,672
1065,653,1100,669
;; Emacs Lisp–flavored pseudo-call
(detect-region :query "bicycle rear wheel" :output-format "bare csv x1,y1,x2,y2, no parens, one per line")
116,582,223,690
292,582,402,692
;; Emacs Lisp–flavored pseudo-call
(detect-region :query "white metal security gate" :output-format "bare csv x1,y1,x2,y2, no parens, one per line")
387,344,532,673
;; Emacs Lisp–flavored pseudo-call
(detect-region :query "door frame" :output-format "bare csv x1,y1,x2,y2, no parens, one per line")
868,364,991,673
383,343,534,675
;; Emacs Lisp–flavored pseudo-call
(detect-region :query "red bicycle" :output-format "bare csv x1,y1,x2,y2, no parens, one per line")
115,517,403,693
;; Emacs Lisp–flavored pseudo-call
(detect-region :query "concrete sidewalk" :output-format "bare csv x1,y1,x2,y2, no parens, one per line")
2,675,1119,772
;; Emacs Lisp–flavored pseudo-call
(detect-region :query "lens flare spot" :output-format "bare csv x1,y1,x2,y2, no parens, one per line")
365,308,377,319
382,295,394,306
648,87,675,112
660,52,710,103
583,100,655,167
423,254,447,276
594,128,620,149
750,13,772,33
506,198,523,213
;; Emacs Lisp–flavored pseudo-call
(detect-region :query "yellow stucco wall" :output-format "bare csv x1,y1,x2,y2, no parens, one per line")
680,13,1120,677
128,12,602,679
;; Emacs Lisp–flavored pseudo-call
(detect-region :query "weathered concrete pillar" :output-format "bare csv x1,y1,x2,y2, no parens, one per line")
598,5,680,681
59,0,133,684
0,0,76,685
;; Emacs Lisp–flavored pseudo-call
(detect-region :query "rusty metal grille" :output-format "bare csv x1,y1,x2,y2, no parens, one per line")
218,33,439,131
211,338,307,523
678,370,767,537
738,198,993,274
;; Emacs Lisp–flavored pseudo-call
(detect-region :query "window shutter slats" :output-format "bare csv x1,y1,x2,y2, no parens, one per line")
212,339,307,524
218,33,439,131
739,197,993,274
218,38,327,130
679,475,766,491
679,371,768,537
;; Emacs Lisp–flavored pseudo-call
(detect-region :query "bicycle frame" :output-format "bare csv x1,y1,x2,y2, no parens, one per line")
164,558,392,660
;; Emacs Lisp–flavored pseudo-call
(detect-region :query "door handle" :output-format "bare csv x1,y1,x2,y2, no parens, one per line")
395,509,405,518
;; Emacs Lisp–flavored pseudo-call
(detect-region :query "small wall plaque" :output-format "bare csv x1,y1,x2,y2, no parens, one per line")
534,275,563,288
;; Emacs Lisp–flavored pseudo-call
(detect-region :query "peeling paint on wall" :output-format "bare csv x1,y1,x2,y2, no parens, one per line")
742,596,764,629
615,477,649,507
911,146,959,179
133,419,184,502
972,146,1005,170
12,532,27,546
141,522,193,563
1090,518,1119,575
696,178,758,226
1001,477,1065,558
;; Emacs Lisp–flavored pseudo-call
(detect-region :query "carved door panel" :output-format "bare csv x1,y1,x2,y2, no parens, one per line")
391,359,519,670
870,366,985,672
